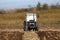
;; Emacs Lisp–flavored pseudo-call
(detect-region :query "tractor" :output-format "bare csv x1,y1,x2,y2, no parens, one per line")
24,13,39,31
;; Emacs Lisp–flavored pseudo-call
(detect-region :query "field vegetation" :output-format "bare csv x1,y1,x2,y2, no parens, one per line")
0,9,60,29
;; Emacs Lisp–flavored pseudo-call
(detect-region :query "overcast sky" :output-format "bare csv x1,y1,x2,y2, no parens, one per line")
0,0,60,9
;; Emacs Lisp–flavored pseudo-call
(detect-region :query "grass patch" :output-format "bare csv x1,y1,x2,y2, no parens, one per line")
52,21,60,24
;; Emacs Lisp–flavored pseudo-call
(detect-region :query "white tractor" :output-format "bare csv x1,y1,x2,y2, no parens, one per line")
24,13,39,31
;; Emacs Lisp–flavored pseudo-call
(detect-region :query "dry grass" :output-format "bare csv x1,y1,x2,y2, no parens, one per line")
38,9,60,29
0,9,60,29
0,12,26,29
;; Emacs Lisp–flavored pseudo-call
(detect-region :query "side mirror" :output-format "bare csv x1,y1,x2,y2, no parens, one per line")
37,15,39,18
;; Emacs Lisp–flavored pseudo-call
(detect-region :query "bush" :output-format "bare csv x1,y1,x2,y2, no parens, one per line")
42,4,48,10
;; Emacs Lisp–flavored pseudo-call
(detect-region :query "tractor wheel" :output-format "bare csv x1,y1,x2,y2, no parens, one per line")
35,27,38,31
24,26,27,31
24,26,26,31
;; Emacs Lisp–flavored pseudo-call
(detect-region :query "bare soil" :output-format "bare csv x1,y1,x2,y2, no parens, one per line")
37,31,60,40
0,29,60,40
23,31,40,40
0,31,23,40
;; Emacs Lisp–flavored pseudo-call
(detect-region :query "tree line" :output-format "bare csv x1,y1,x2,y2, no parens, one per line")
36,2,60,10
